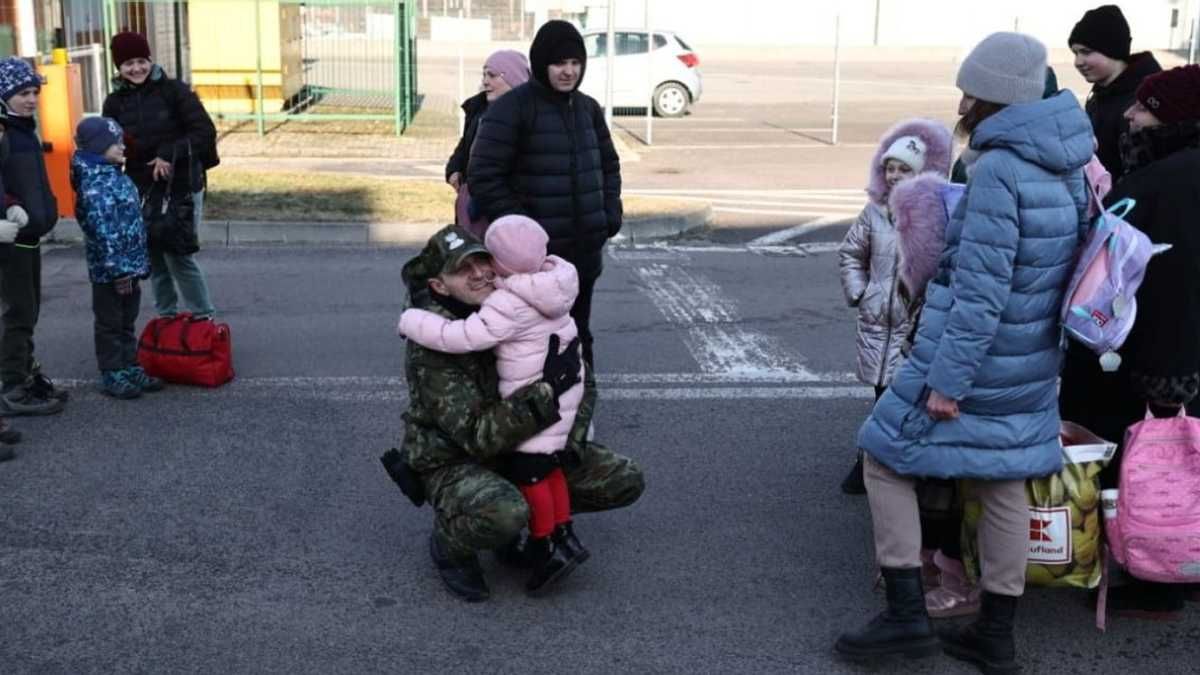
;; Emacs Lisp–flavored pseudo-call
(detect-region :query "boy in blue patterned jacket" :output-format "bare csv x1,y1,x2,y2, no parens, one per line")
71,117,164,398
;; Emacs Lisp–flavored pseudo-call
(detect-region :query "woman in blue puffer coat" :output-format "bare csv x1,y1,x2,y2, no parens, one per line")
834,33,1092,675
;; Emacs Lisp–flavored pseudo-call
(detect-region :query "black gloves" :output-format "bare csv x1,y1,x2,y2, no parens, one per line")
541,334,582,400
380,448,426,507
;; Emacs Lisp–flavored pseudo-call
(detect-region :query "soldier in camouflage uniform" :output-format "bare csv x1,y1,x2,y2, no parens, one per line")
387,225,644,602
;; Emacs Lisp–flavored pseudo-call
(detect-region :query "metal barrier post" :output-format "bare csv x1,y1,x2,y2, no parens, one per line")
645,1,652,145
1191,10,1198,65
400,0,410,136
605,3,615,130
254,0,266,136
831,13,842,146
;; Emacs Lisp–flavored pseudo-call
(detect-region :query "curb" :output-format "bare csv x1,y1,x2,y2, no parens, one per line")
46,205,711,248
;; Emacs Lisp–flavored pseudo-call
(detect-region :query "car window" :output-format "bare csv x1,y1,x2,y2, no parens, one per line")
616,32,649,55
675,35,693,51
654,34,668,48
585,34,606,58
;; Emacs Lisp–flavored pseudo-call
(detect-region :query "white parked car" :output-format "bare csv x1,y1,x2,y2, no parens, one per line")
579,29,702,117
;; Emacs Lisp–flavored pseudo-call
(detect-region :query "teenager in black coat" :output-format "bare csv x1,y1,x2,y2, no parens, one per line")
1068,5,1162,177
468,20,623,373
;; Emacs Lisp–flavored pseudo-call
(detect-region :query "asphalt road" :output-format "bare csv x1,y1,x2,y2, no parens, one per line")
2,243,1198,674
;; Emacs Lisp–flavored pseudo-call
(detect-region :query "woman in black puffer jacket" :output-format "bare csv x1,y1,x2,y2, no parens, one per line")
469,20,623,372
102,32,218,319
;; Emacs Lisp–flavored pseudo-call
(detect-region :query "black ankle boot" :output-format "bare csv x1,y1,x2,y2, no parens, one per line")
525,534,579,596
554,522,590,564
429,531,490,603
940,591,1020,674
841,453,867,495
494,532,534,569
835,566,939,660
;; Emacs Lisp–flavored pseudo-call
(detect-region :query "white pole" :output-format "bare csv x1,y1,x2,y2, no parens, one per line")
605,2,616,131
645,0,652,145
458,8,465,135
1191,9,1198,65
831,13,842,145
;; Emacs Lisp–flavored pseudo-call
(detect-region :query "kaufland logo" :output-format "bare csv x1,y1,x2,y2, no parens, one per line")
1027,506,1072,565
1030,518,1053,541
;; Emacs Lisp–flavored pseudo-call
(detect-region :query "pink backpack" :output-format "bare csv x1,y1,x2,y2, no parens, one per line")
1060,162,1168,372
1105,410,1200,583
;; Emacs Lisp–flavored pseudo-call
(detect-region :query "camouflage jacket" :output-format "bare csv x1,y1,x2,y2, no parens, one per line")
402,292,584,474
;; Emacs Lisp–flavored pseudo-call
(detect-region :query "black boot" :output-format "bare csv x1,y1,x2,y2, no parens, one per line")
940,591,1020,674
841,453,867,495
525,534,579,596
429,531,490,603
835,567,939,660
554,521,590,564
494,532,534,569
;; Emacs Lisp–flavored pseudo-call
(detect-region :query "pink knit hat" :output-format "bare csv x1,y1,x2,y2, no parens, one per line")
484,50,531,88
484,215,548,276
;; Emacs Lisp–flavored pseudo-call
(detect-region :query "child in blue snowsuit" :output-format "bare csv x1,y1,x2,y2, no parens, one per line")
71,117,164,398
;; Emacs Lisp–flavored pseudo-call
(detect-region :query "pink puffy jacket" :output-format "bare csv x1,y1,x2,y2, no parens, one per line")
397,255,584,454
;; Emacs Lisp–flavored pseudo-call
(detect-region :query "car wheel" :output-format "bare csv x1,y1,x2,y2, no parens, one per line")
652,82,690,117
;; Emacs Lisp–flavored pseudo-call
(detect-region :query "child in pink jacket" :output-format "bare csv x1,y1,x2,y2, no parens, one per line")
397,215,588,590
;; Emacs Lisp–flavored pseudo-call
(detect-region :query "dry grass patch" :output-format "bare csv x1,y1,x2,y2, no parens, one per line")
207,169,699,224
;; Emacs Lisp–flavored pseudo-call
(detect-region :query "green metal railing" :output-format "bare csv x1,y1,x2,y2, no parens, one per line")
95,0,417,136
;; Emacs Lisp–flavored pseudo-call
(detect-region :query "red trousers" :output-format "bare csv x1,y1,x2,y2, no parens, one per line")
519,467,571,538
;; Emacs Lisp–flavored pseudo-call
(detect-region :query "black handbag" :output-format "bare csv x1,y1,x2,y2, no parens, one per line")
142,148,199,256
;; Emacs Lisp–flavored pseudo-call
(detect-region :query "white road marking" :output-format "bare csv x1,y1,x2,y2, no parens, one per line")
748,215,848,246
611,242,842,256
712,207,858,217
640,143,876,150
632,263,816,377
51,375,871,401
627,188,863,221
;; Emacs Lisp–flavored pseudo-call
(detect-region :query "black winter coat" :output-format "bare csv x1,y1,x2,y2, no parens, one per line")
1,115,59,246
1060,144,1200,449
467,78,622,274
102,66,217,194
1085,53,1161,178
445,92,487,183
1106,146,1200,380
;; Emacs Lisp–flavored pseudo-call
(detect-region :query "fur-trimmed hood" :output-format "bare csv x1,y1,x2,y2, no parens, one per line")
866,118,954,206
889,172,962,302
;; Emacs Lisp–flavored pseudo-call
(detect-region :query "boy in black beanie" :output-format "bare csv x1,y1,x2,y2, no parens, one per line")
1069,4,1162,177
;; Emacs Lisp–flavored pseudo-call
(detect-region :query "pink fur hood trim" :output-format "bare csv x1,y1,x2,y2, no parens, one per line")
867,118,954,206
888,172,954,301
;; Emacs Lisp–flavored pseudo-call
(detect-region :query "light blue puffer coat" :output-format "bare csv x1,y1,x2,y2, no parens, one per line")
858,91,1092,480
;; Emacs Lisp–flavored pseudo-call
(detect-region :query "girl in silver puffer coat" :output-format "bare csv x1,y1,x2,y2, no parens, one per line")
837,118,952,494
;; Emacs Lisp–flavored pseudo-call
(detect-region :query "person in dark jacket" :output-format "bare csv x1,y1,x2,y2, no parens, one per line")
468,20,623,375
1068,5,1162,178
102,32,218,320
0,105,27,452
1059,64,1200,618
445,50,531,191
0,57,67,417
71,116,165,400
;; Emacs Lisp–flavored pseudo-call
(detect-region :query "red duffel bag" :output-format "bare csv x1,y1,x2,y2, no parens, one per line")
137,313,234,387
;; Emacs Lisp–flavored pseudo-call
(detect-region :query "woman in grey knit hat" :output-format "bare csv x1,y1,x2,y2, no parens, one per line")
835,33,1093,675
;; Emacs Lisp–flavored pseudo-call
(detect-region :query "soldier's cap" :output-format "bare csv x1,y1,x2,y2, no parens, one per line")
401,224,490,292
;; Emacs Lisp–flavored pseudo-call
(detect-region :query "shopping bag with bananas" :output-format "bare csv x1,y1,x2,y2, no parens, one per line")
961,421,1116,589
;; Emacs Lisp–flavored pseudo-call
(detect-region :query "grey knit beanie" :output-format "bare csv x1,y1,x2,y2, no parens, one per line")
956,32,1048,105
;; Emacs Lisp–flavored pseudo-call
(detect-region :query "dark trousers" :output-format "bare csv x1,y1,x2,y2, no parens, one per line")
570,267,599,371
92,280,141,372
0,246,41,388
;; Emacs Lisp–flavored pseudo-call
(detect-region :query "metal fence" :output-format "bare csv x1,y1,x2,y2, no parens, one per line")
48,0,419,135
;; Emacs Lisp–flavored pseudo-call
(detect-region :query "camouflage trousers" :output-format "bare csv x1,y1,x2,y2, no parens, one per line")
423,441,645,560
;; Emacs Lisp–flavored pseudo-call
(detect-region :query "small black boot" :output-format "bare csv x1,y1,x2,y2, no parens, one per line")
940,591,1020,674
554,521,590,564
525,534,579,596
494,532,534,569
429,531,490,603
835,566,939,660
841,453,867,495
